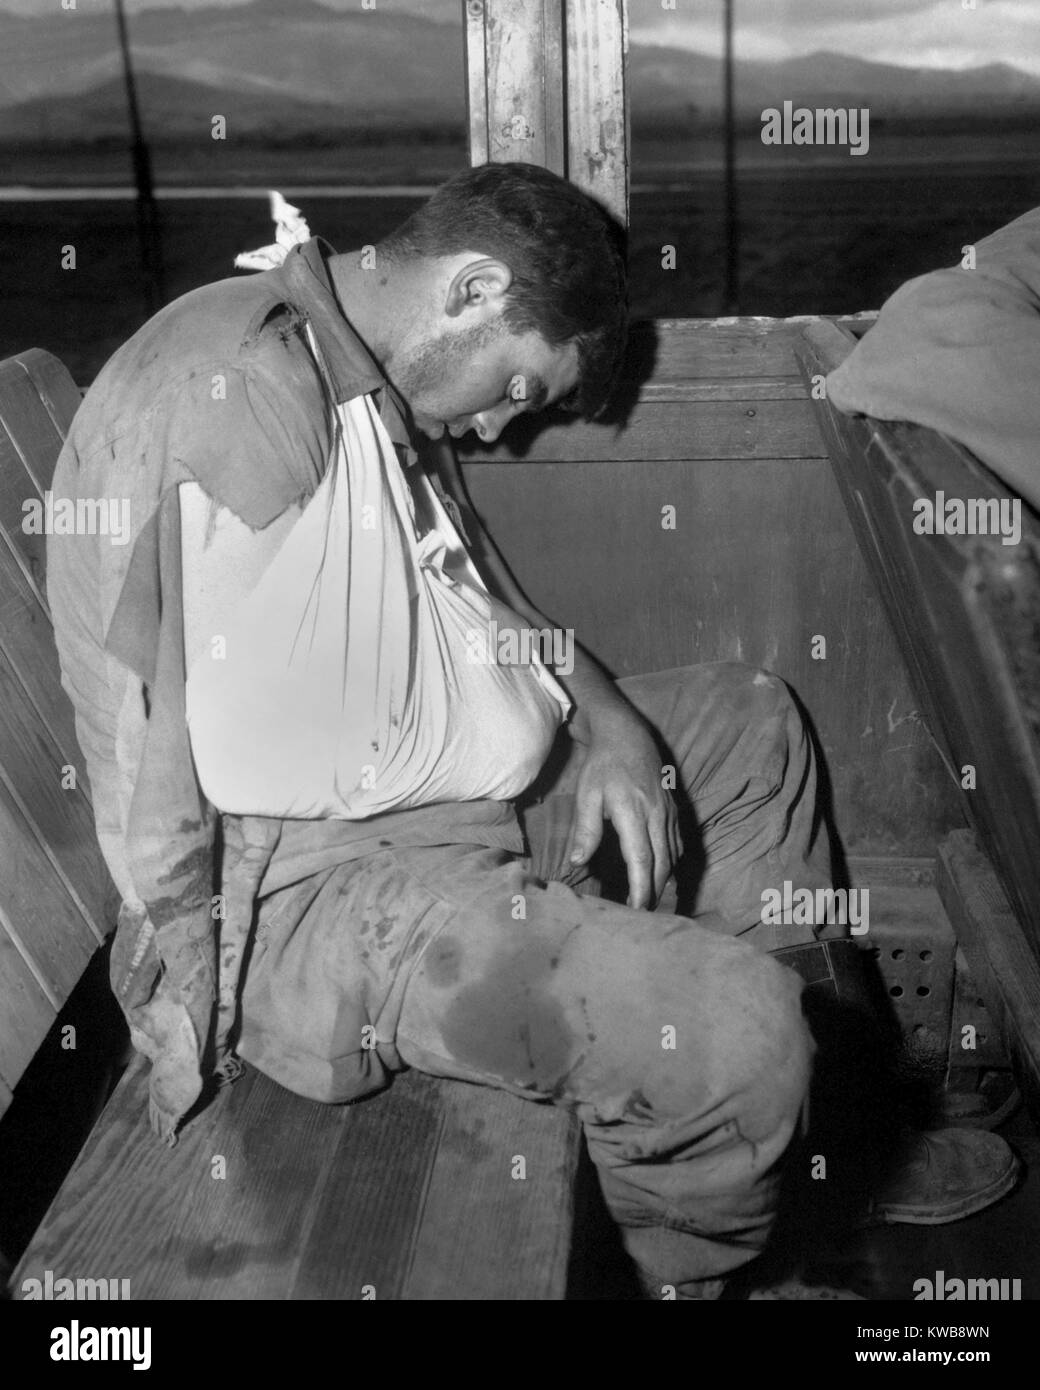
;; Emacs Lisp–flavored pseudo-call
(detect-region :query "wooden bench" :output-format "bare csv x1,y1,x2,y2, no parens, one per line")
0,349,583,1301
798,320,1040,1113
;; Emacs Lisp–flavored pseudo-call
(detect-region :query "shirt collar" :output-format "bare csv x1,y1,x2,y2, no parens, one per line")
274,237,418,467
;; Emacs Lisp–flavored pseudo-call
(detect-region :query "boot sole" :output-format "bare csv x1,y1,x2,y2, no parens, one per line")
862,1152,1021,1227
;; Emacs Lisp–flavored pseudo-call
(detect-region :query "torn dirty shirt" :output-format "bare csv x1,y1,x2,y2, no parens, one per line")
46,237,525,1142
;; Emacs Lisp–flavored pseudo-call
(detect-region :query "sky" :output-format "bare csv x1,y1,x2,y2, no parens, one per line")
5,0,1040,78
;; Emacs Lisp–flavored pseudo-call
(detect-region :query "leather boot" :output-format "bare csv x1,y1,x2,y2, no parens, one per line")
774,938,1020,1226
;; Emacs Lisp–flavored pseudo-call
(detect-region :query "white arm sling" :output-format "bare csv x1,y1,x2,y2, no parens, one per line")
184,325,569,819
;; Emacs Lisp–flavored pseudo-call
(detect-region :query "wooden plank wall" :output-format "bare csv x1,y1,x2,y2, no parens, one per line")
458,318,964,860
801,319,1040,944
0,350,108,1119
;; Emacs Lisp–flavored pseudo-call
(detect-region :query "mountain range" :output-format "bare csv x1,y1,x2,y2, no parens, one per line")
2,0,1039,144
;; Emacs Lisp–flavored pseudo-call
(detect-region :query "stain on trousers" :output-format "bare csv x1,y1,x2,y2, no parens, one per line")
239,663,833,1285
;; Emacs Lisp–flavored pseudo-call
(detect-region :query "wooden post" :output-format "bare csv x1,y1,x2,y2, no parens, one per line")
722,0,739,314
463,0,629,228
113,0,166,315
566,0,629,229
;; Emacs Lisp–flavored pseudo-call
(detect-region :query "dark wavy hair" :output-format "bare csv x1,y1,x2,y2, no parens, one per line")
379,162,628,420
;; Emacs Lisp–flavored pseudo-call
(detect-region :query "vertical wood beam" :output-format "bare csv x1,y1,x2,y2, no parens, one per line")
464,0,565,175
463,0,629,228
463,0,492,166
565,0,629,228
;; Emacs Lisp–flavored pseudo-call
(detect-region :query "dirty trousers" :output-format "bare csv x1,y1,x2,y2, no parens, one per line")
238,662,830,1287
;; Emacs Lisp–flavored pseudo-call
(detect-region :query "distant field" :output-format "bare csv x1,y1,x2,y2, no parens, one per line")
3,151,1040,385
0,136,471,192
2,121,1037,188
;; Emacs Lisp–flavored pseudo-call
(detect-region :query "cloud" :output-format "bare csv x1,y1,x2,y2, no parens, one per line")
712,0,941,23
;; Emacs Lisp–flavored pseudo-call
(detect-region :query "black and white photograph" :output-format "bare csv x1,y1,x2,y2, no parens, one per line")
1,0,1039,1353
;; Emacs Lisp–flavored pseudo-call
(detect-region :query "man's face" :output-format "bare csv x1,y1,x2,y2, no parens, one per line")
389,317,581,445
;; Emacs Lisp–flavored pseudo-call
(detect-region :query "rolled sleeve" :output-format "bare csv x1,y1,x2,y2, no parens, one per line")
162,332,332,529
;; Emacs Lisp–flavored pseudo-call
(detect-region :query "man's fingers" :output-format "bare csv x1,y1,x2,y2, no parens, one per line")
650,810,672,902
615,809,655,910
569,758,681,907
568,787,605,866
668,807,683,867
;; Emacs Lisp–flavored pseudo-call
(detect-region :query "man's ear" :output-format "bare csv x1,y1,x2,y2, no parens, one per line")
443,258,513,319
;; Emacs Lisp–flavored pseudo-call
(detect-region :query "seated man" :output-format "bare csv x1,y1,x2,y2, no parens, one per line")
47,162,1016,1300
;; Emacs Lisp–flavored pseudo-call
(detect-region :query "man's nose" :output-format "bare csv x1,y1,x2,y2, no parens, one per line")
470,403,513,444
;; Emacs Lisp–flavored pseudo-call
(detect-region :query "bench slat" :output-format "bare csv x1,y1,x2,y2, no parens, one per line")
0,351,111,1101
0,459,49,614
0,351,80,607
0,782,95,1010
0,364,64,497
289,1063,453,1299
0,370,67,599
0,926,55,1108
0,651,106,944
402,1082,576,1300
13,1059,366,1302
0,536,89,800
9,350,83,448
13,1058,580,1300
